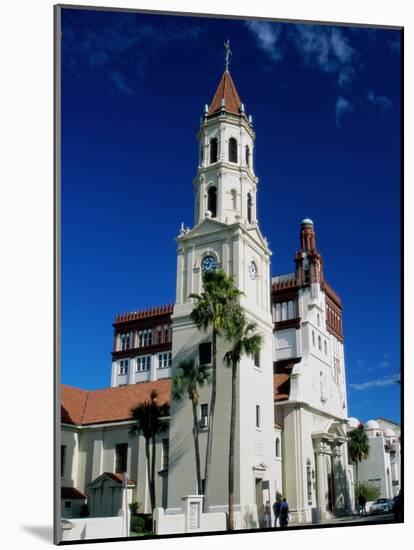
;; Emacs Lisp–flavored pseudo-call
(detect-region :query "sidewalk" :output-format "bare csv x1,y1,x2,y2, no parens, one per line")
289,512,394,528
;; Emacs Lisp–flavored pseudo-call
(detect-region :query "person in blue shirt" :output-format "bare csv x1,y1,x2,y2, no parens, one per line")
279,498,289,528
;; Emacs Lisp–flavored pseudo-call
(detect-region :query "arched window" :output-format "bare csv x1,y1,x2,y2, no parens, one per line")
207,186,217,218
231,189,237,210
275,437,280,457
317,313,320,326
245,145,250,166
200,145,204,164
318,335,322,351
210,138,218,163
229,137,238,163
312,331,315,346
247,193,252,223
324,340,327,355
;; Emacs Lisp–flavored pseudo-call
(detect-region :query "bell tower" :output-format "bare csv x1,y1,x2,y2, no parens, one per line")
194,60,258,227
168,44,276,529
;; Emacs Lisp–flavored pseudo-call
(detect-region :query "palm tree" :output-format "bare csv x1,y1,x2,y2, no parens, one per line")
348,424,370,493
172,358,211,495
190,269,242,512
130,389,169,513
223,306,262,530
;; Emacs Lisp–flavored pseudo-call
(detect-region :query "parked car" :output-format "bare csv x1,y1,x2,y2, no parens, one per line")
369,498,394,514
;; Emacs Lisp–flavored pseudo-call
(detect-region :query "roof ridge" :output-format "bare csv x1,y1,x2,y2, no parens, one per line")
80,389,91,425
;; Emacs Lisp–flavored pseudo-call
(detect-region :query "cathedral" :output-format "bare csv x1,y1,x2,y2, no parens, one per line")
61,60,354,535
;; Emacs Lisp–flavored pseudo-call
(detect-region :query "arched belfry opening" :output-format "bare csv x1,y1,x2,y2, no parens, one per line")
247,192,252,223
207,186,217,218
229,137,238,163
210,138,218,163
245,145,250,166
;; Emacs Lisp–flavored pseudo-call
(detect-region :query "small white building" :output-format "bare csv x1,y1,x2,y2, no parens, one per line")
346,417,401,499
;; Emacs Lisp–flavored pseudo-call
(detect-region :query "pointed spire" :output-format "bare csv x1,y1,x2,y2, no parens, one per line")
207,70,243,116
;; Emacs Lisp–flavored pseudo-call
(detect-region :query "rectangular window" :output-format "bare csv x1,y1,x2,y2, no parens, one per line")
115,443,128,474
256,405,261,429
199,342,212,365
162,439,169,470
61,445,66,478
119,359,129,375
120,333,131,351
136,355,151,372
156,327,162,344
157,352,172,369
254,351,260,368
138,331,144,347
64,501,72,509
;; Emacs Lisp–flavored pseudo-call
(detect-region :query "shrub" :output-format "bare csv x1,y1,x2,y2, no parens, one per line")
129,501,141,516
355,481,381,502
131,516,145,533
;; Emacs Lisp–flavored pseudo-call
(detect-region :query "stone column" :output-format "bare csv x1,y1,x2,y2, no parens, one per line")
315,441,326,519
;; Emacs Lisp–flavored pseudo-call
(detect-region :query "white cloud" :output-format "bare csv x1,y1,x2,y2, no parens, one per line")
245,22,356,87
349,377,396,391
245,20,283,62
367,90,393,111
291,25,355,87
335,96,353,126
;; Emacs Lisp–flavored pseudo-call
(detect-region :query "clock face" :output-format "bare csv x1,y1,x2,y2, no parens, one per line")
249,261,258,280
201,255,217,273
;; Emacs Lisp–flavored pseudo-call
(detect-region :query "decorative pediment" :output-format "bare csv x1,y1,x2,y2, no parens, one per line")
252,462,268,471
87,472,136,489
177,218,227,241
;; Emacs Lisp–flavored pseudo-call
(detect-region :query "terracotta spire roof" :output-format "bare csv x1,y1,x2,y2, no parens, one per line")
208,71,243,116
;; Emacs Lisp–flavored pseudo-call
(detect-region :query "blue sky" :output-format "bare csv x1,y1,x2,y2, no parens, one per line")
60,8,401,424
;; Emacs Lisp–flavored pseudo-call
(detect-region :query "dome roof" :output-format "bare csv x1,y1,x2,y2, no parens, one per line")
301,218,314,225
365,420,380,430
384,428,395,437
347,417,360,429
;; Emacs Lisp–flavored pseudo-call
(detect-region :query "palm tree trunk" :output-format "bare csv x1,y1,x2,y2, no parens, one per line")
151,434,157,512
145,437,154,512
191,396,202,494
228,359,237,530
203,327,217,512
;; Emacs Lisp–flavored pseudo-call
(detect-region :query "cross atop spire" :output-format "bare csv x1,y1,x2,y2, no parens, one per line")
224,39,232,72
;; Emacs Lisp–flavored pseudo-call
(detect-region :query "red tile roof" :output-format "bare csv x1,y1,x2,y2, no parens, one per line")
114,304,174,324
88,472,136,487
61,487,86,499
61,379,171,426
62,372,291,427
208,71,243,115
61,385,89,425
274,373,290,401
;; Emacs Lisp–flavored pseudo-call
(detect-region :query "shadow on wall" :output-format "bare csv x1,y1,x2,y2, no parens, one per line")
333,459,352,516
243,509,258,529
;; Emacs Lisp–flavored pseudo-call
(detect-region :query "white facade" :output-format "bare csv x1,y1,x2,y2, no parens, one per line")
347,418,401,499
168,70,276,528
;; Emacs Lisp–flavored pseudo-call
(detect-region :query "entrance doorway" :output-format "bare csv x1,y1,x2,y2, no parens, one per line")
255,478,264,527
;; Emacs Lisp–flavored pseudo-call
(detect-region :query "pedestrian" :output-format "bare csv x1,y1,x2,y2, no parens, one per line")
273,497,281,528
361,494,367,516
279,498,289,528
358,494,367,516
264,500,271,528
